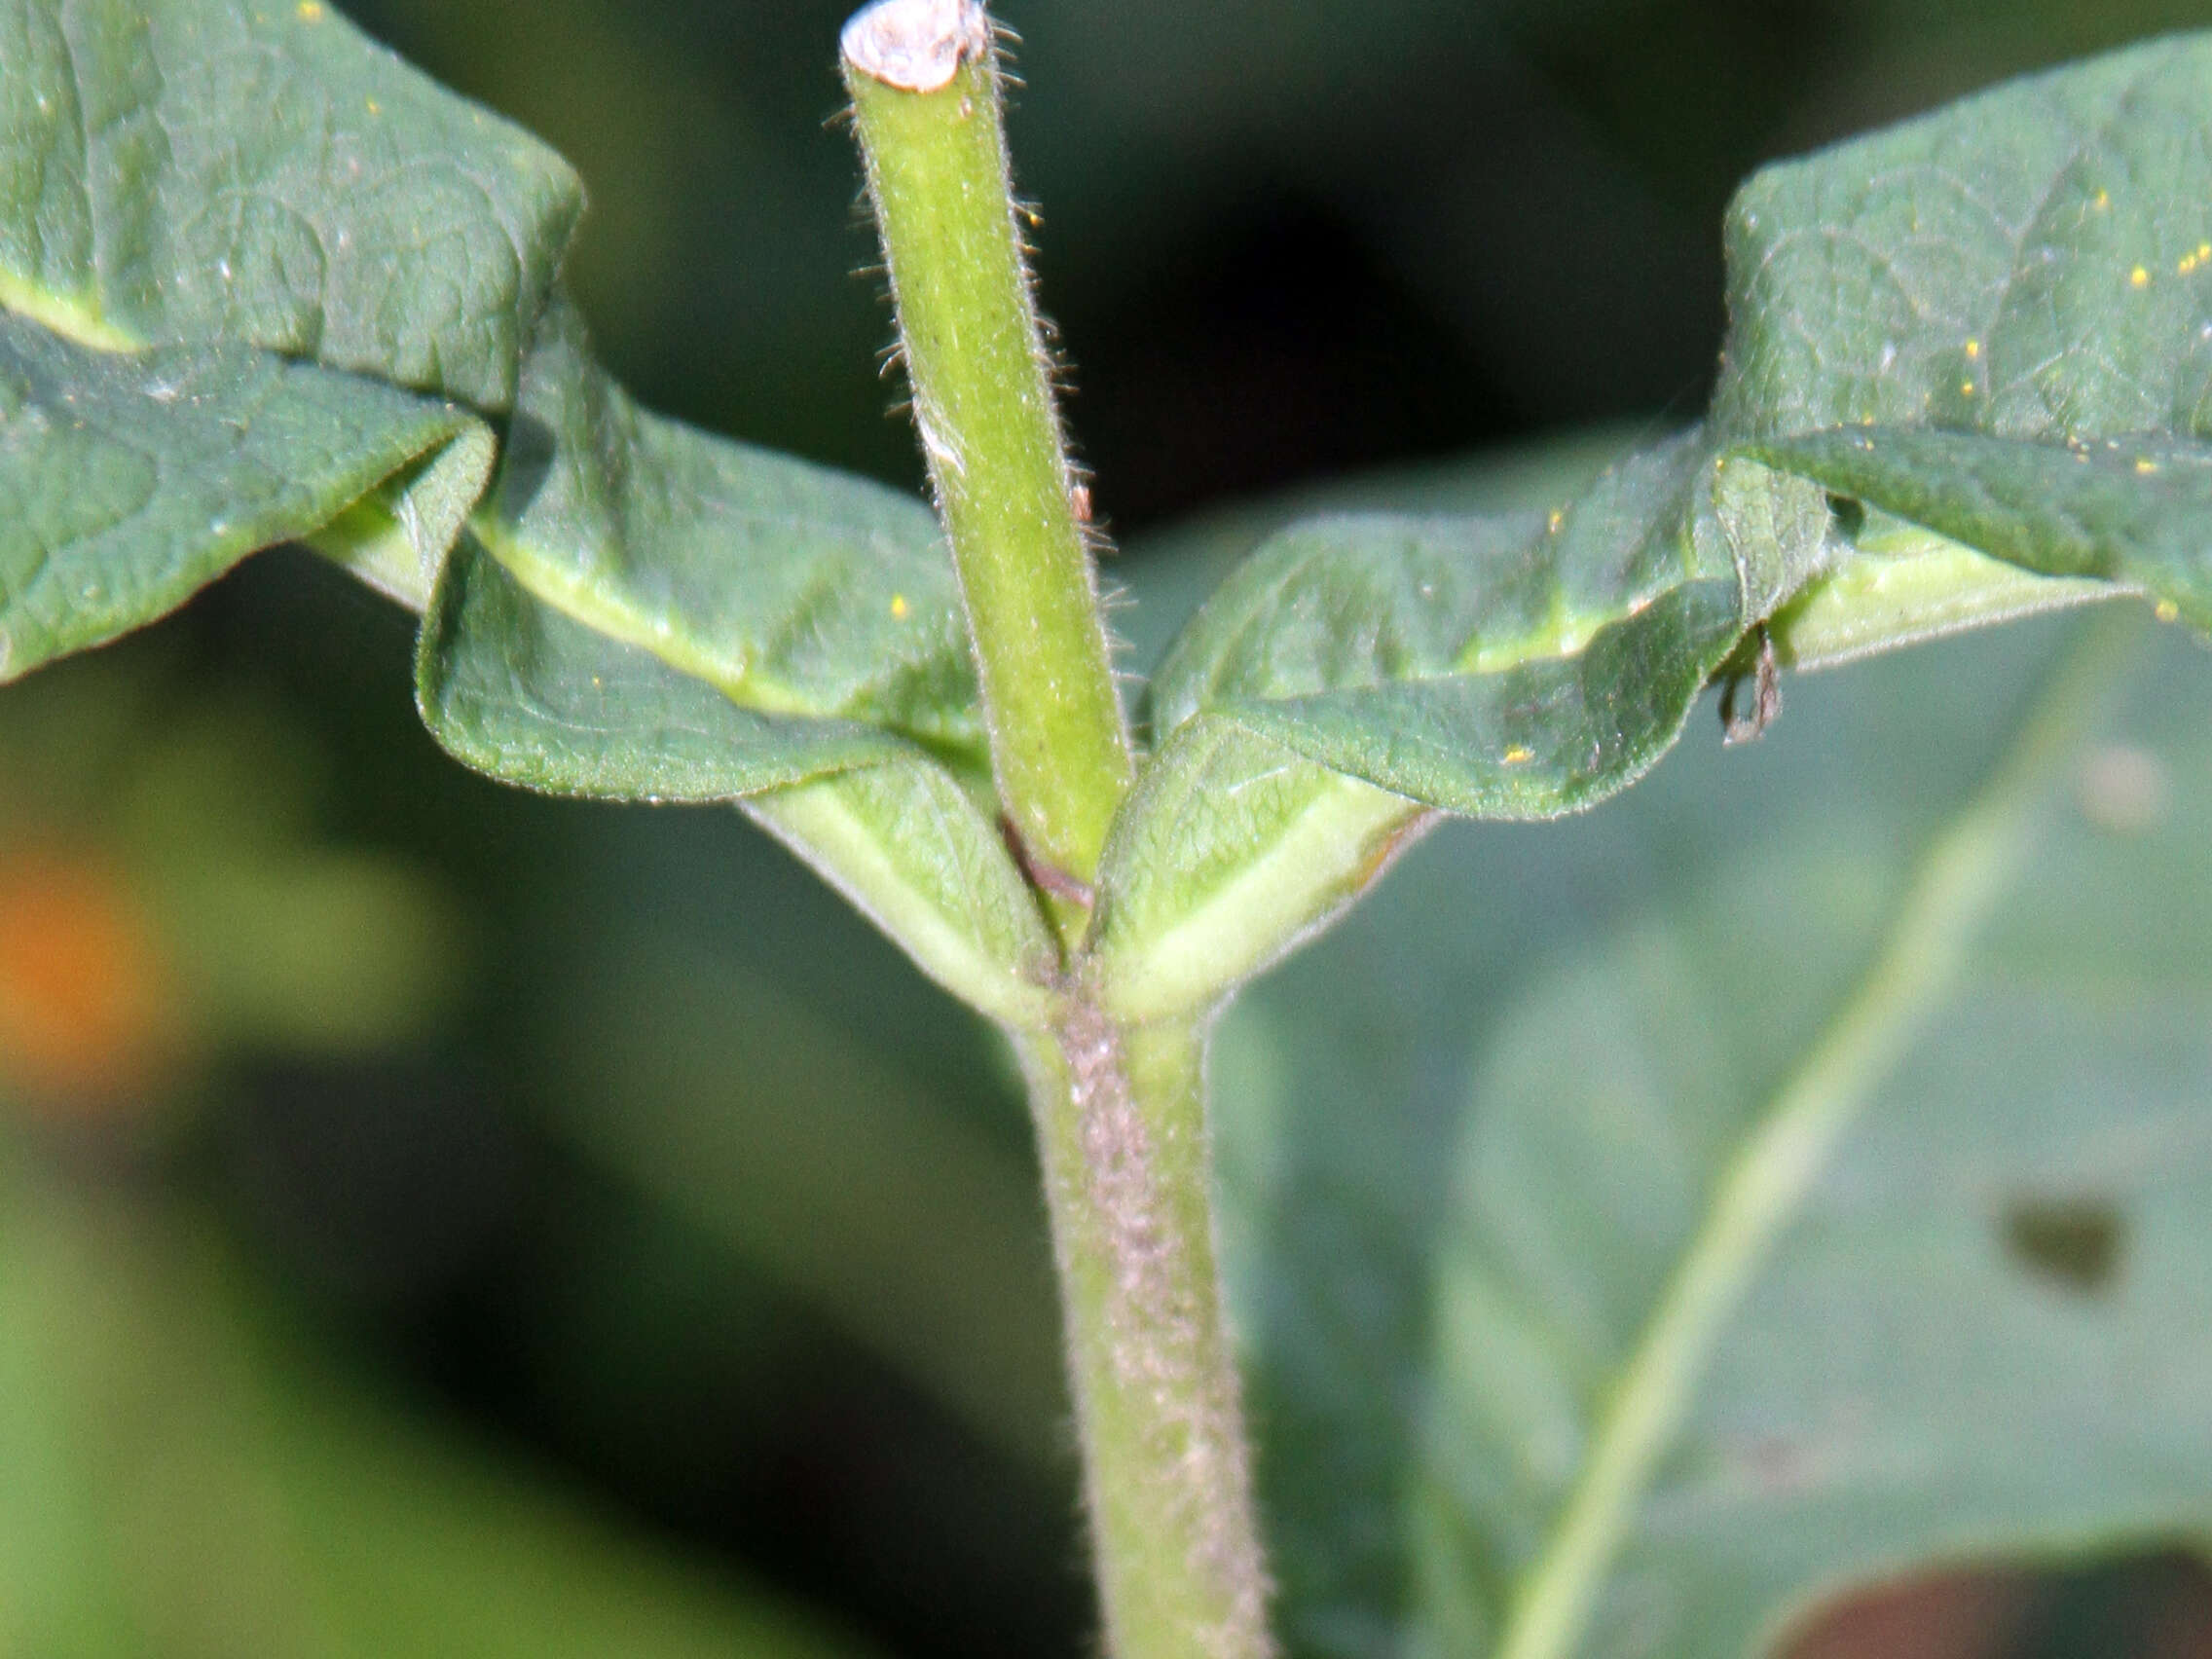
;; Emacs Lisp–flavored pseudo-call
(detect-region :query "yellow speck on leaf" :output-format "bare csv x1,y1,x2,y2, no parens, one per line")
890,593,910,620
1502,745,1534,765
2094,189,2111,210
2157,600,2182,623
2136,458,2161,475
2131,265,2151,289
1959,380,1976,397
1547,509,1565,535
1964,338,1980,359
2181,253,2199,276
365,96,381,115
296,0,323,18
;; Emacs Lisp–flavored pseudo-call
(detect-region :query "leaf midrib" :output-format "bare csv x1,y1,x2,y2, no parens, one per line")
0,275,140,352
470,516,806,716
1484,606,2146,1659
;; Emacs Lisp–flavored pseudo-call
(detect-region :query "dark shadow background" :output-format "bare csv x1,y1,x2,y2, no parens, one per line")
8,2,2212,1655
342,0,2212,535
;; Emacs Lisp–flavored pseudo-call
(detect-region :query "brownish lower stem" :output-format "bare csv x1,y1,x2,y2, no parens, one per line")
1017,1008,1273,1659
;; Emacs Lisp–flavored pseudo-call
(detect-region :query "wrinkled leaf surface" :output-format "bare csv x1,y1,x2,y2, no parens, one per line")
1714,34,2212,635
1213,610,2212,1659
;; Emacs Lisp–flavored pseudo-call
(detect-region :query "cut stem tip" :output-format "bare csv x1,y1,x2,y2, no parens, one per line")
840,0,991,92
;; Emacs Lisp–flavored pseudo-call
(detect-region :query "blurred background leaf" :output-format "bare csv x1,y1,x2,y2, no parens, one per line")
1209,591,2212,1659
11,1,2212,1655
0,1159,873,1659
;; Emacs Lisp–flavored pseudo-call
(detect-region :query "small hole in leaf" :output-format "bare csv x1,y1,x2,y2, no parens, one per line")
2002,1196,2125,1295
1825,493,1865,538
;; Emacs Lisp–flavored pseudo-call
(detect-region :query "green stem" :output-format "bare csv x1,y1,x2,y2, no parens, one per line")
842,12,1269,1653
843,1,1132,936
1017,1010,1273,1659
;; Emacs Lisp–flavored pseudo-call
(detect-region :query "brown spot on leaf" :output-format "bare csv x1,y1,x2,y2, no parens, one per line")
2003,1196,2125,1295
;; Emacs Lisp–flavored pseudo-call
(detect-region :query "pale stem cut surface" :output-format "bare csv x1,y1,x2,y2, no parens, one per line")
840,0,990,92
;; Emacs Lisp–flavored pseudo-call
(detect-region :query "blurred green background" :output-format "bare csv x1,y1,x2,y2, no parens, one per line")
7,0,2212,1654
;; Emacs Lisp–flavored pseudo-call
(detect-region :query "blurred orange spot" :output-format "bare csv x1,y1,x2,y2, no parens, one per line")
0,850,178,1112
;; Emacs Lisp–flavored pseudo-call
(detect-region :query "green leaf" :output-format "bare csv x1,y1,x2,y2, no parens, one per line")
1189,574,1742,821
419,543,1053,1025
1129,30,2212,887
744,761,1059,1028
411,297,1015,1013
1138,429,1842,814
0,0,986,753
0,0,564,661
1758,505,2111,674
0,1165,872,1659
1713,37,2212,446
1212,608,2212,1659
0,1,1005,1004
1152,436,1711,765
1753,427,2212,628
1106,28,2212,1020
1089,721,1425,1022
470,297,980,759
1712,32,2212,642
1103,437,1782,1014
0,0,581,405
0,308,489,681
420,536,914,799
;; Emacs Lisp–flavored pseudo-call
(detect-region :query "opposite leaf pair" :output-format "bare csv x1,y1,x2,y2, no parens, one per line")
3,3,2207,1028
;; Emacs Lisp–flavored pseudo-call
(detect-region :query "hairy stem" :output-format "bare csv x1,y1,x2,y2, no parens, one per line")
842,10,1271,1651
843,0,1131,937
1017,1010,1273,1659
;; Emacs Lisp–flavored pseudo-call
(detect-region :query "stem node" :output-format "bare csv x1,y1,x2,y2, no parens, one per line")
843,16,1271,1653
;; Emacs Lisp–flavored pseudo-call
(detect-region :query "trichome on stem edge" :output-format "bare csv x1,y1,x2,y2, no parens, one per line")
841,0,1131,948
840,5,1276,1655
